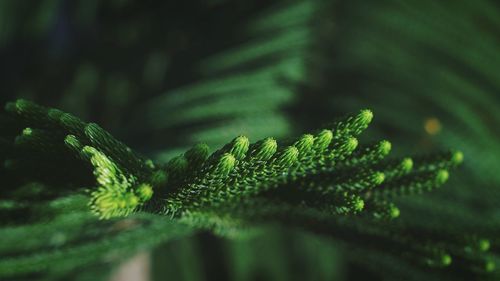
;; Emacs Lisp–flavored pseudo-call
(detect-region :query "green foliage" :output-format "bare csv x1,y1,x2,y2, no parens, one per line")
128,1,318,159
1,1,499,281
296,0,500,279
0,194,192,279
2,99,488,280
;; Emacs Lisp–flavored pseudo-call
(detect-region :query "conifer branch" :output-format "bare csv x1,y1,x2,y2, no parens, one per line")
3,99,494,279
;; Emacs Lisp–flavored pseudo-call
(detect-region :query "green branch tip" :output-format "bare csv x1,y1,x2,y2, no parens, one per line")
22,128,33,136
185,143,210,164
478,239,491,252
137,184,154,201
145,159,156,169
229,136,250,160
60,112,81,126
374,172,386,185
48,108,63,120
216,153,236,177
359,109,374,125
401,158,413,172
1,100,471,275
436,170,449,184
5,99,31,113
441,254,452,267
294,134,314,153
81,146,154,219
426,252,452,267
90,187,139,220
485,260,496,272
390,205,400,219
276,146,299,167
253,138,277,160
314,129,333,151
346,137,359,152
354,197,365,212
167,156,188,174
372,202,400,220
379,140,392,155
64,135,83,151
452,151,464,165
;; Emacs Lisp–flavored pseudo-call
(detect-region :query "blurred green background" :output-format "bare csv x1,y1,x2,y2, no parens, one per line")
1,0,499,280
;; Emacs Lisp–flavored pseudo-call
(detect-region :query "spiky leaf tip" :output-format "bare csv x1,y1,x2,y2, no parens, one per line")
469,258,497,273
389,205,400,219
229,136,250,160
185,143,210,166
331,193,365,215
440,254,453,267
370,201,400,220
353,196,365,212
5,99,32,115
294,134,315,154
64,135,83,152
335,109,374,136
330,136,359,160
466,238,492,253
137,184,154,201
276,146,299,167
22,127,33,136
383,158,414,181
379,140,392,156
252,138,277,161
452,151,464,165
485,260,496,272
90,186,139,219
47,108,64,121
373,172,386,185
339,136,359,156
478,239,491,252
401,158,414,172
215,153,236,177
425,251,452,268
145,159,156,169
314,130,333,151
348,136,359,150
59,112,87,132
436,169,449,184
82,146,119,184
167,155,188,175
81,146,154,219
358,109,374,125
